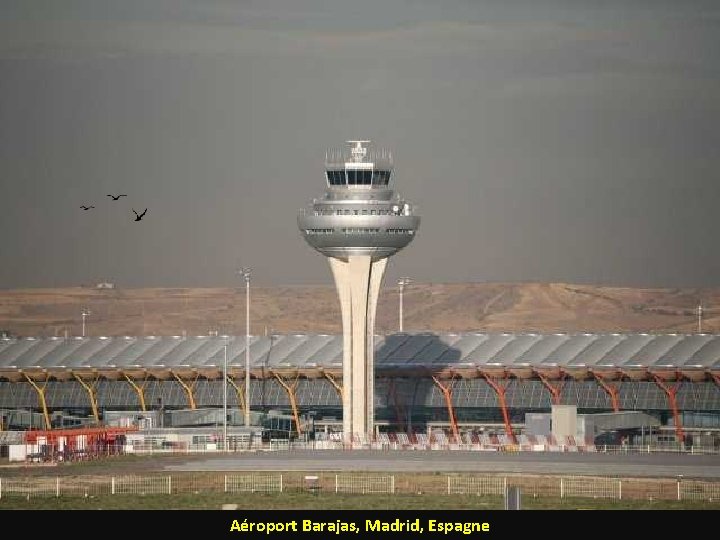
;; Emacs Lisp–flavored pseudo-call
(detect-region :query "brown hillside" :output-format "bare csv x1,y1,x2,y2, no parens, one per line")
0,283,717,338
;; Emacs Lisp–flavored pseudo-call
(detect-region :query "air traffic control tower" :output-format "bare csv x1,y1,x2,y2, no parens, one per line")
298,140,420,441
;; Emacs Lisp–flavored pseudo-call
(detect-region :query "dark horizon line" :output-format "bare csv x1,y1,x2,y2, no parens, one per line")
0,279,718,292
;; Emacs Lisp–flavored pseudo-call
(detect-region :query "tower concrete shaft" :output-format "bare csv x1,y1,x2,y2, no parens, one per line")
330,256,387,440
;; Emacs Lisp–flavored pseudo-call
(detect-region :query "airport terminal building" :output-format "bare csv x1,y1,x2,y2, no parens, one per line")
1,332,719,445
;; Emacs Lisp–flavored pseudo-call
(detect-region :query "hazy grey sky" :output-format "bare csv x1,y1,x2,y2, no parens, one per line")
1,0,718,289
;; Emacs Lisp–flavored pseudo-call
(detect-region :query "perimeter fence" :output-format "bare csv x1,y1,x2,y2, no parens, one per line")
1,473,717,502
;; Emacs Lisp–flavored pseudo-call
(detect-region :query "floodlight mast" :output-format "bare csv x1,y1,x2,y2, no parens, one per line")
237,267,252,428
398,277,412,332
81,309,91,338
698,303,703,334
223,343,228,450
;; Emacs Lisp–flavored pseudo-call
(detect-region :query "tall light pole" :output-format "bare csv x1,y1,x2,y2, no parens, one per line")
223,343,228,451
238,267,251,427
397,277,412,333
698,303,703,334
81,308,91,338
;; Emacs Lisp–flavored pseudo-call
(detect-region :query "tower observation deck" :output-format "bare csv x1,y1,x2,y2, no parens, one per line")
299,141,420,261
298,140,420,441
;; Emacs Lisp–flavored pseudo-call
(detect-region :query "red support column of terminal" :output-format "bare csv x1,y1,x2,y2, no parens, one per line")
172,372,198,410
481,371,517,445
225,375,247,417
430,374,460,443
73,372,101,425
652,372,685,443
273,372,303,436
23,373,52,430
537,371,566,405
323,372,343,399
124,373,148,412
592,372,621,412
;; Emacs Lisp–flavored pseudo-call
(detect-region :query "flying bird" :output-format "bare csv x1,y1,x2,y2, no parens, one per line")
80,205,95,210
107,194,127,201
133,208,147,221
